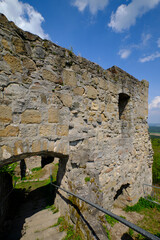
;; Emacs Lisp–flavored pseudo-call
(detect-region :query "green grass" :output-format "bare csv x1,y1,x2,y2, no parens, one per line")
63,225,81,240
105,215,118,227
124,197,160,238
53,216,82,240
45,204,59,214
15,178,50,191
124,197,160,212
15,162,59,187
31,167,42,172
151,135,160,184
53,216,65,227
103,225,111,240
129,228,134,237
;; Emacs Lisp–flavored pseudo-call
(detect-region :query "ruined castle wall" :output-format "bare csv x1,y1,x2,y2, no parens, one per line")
0,14,153,237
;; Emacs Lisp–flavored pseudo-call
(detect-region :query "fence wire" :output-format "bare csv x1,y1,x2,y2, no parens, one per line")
143,183,160,206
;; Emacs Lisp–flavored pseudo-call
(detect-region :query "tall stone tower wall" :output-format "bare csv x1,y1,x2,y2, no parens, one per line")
0,14,153,237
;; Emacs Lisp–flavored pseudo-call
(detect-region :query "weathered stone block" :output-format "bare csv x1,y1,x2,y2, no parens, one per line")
42,140,48,151
91,102,99,111
3,54,22,73
12,37,25,54
33,46,45,59
41,94,47,104
1,145,12,159
32,140,41,152
73,87,84,96
0,125,19,137
21,110,41,124
48,141,54,151
99,78,107,90
107,103,115,113
86,86,97,99
2,39,10,50
60,94,72,107
54,140,69,155
56,125,69,136
92,77,98,85
48,108,59,123
63,69,77,87
20,125,37,138
39,125,54,137
0,106,12,123
14,141,23,155
22,57,36,71
42,69,59,83
82,72,90,81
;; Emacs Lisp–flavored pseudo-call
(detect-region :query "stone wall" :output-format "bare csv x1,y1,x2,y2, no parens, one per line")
0,14,153,239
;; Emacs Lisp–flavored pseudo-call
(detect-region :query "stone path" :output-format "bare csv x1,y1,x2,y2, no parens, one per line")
21,209,66,240
1,184,66,240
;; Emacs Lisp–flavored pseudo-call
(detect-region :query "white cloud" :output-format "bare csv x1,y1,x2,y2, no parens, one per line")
141,33,152,46
157,38,160,48
139,52,160,63
0,0,49,39
118,49,131,59
118,33,152,60
108,0,160,32
149,96,160,110
72,0,109,14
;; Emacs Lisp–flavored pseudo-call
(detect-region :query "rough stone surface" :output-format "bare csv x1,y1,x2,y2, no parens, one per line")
0,106,12,123
48,107,59,123
0,14,153,240
21,110,41,124
3,54,22,73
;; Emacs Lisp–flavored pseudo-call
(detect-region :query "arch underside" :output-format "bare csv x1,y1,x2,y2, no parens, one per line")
0,150,69,167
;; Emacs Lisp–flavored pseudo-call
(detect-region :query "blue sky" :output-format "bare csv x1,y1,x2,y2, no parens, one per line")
0,0,160,123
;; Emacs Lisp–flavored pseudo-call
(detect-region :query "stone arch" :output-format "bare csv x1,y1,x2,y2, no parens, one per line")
0,150,69,187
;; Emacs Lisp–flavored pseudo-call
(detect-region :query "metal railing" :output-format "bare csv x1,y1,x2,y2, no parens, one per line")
51,181,160,240
143,183,160,206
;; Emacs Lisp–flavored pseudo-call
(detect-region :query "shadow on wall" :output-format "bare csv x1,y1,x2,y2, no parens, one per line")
114,183,130,201
57,191,101,240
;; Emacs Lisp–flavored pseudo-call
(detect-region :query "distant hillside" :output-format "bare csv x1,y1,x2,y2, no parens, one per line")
149,123,160,127
149,125,160,135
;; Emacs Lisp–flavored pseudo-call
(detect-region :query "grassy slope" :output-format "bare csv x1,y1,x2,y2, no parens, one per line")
151,135,160,184
15,163,59,191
